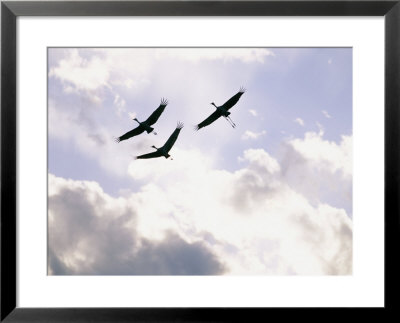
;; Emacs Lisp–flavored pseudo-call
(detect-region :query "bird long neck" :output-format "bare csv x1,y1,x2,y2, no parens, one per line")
134,118,140,124
152,145,158,150
211,102,218,108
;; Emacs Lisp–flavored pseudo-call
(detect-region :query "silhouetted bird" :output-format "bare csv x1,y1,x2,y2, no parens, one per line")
195,87,245,130
135,122,184,160
115,98,168,142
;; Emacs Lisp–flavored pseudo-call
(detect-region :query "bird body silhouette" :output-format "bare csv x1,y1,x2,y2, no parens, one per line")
195,88,245,130
115,98,168,142
135,122,184,160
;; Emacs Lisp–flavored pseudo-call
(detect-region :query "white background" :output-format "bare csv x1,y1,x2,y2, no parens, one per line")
17,17,384,307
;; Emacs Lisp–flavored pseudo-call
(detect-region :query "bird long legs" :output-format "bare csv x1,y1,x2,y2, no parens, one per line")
224,116,236,128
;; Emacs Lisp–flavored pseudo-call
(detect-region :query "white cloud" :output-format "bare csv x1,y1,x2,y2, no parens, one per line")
322,110,332,118
289,131,352,178
279,131,353,216
241,130,266,140
49,48,275,101
294,117,305,126
49,49,110,92
248,109,258,117
49,49,154,105
49,143,352,275
239,148,280,175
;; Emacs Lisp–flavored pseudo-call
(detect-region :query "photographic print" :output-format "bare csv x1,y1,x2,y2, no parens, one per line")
48,47,352,275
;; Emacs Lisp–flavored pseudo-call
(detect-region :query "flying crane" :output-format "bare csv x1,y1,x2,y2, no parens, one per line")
135,122,184,160
195,88,245,130
115,98,168,142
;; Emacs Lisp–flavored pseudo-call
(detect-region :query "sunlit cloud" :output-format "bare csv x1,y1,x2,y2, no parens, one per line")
289,131,352,179
49,140,352,275
241,130,266,140
48,48,275,102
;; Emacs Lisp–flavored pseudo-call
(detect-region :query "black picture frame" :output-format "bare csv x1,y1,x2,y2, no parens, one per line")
1,1,399,321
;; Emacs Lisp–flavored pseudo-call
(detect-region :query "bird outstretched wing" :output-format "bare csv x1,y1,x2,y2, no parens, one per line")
221,87,245,111
135,151,162,159
145,98,168,125
115,126,145,143
195,110,221,131
162,122,184,153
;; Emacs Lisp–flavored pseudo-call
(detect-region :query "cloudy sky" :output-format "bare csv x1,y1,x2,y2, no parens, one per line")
48,47,352,275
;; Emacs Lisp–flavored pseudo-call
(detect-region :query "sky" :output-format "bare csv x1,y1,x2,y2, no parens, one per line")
48,47,352,275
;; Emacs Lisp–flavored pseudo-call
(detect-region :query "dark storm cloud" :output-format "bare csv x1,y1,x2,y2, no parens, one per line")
48,182,226,275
